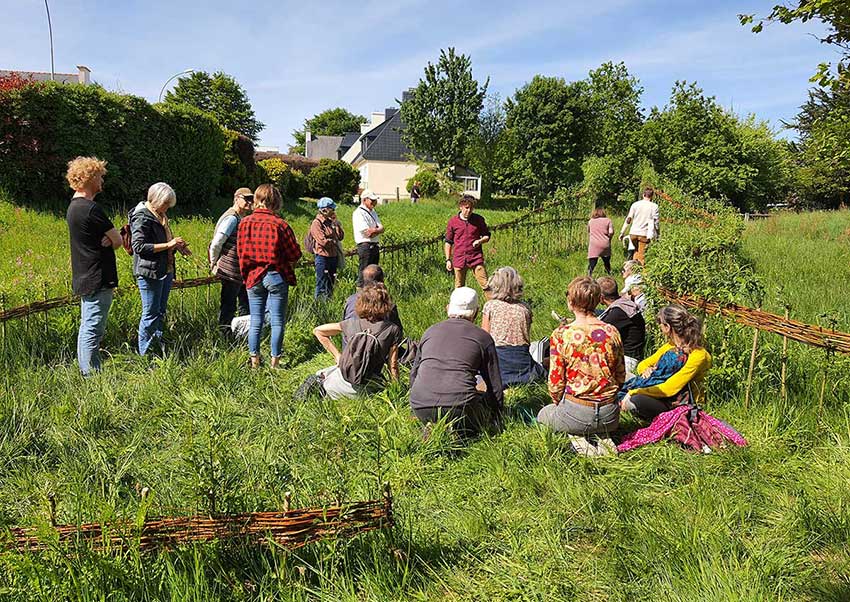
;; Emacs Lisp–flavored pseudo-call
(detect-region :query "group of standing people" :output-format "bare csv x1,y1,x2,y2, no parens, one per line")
586,187,660,276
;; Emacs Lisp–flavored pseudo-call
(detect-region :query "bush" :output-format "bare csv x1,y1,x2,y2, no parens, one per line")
257,159,308,201
306,158,359,202
406,167,440,197
0,82,225,209
219,130,257,195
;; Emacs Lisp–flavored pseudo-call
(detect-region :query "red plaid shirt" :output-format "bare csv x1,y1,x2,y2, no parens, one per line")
237,208,302,289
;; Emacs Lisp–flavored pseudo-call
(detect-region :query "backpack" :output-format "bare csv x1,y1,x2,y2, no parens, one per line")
303,229,316,254
338,323,386,386
120,224,133,256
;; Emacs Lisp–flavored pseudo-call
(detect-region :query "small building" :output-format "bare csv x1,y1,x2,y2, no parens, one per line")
0,65,91,85
305,132,344,160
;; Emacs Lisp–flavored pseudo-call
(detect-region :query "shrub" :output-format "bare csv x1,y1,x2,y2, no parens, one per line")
0,82,225,209
219,130,257,195
306,158,359,202
406,167,440,197
257,159,308,201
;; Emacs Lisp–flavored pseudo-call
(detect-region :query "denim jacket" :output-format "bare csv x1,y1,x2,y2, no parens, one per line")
130,203,169,279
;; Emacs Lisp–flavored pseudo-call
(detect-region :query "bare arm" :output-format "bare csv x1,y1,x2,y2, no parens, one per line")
313,322,343,363
480,311,490,333
444,241,453,270
101,227,122,249
387,345,399,381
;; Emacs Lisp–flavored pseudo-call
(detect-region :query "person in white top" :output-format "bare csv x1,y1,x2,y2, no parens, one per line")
618,187,660,265
352,190,385,285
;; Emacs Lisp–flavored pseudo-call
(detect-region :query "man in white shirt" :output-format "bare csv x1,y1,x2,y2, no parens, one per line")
618,187,660,265
352,190,385,285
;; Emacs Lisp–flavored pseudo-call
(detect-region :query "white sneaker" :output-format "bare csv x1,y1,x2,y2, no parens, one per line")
569,435,599,457
596,437,619,456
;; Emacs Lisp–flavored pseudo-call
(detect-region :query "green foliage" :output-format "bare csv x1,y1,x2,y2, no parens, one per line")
505,75,591,198
0,82,225,209
258,158,308,201
791,83,850,207
580,155,621,208
306,158,360,202
741,1,850,88
401,47,489,169
164,71,264,142
641,82,792,211
467,93,508,201
219,129,258,196
406,167,440,197
291,107,366,155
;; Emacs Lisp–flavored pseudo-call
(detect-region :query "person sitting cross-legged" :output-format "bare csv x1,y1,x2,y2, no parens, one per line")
409,287,503,440
311,283,402,400
480,266,546,389
342,264,403,344
537,276,626,456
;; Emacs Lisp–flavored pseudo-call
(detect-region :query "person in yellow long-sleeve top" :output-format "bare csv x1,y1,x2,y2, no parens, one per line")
621,305,711,421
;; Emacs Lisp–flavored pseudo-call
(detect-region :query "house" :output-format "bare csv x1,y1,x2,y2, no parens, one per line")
305,132,344,160
0,65,91,85
303,90,482,201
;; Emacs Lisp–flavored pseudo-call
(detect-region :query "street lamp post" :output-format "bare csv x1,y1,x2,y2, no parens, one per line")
158,69,195,103
44,0,55,81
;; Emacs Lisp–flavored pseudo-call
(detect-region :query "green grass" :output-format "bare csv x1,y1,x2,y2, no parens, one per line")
0,200,848,601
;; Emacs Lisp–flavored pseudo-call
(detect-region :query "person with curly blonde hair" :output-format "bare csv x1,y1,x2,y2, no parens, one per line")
65,156,122,375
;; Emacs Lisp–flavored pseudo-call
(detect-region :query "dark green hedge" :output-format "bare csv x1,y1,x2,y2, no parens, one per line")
0,82,225,209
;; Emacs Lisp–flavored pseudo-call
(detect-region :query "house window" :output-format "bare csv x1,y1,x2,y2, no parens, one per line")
464,177,479,192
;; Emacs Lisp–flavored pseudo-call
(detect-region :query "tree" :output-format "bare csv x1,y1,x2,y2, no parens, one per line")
505,75,592,197
400,47,489,170
641,81,792,211
791,83,850,207
291,107,366,155
306,159,360,202
740,1,850,88
164,71,264,141
467,93,507,201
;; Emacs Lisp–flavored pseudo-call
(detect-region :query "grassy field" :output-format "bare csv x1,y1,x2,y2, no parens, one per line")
0,200,848,601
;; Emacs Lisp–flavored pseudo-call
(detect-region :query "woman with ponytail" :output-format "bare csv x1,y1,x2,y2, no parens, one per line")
621,305,711,421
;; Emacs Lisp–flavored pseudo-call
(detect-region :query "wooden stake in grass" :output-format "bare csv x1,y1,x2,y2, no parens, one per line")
780,306,790,402
745,324,760,409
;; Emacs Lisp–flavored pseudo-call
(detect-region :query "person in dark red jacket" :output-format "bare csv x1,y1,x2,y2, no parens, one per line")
237,184,302,368
444,195,491,296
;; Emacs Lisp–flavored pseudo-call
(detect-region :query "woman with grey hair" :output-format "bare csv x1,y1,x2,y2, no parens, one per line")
481,266,546,388
130,182,191,355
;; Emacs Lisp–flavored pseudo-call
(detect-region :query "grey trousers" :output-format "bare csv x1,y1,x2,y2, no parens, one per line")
537,399,619,435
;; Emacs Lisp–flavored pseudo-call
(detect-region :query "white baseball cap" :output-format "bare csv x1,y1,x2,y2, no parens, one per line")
362,190,381,202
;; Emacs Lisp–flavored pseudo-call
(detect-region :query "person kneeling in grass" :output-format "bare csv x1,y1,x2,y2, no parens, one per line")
409,287,503,440
538,276,626,456
311,283,402,400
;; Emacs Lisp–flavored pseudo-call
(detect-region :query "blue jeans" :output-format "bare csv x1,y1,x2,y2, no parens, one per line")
314,255,339,300
247,271,289,358
77,287,114,375
137,273,174,356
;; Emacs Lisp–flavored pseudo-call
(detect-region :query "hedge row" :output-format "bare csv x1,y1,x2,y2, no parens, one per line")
0,82,225,209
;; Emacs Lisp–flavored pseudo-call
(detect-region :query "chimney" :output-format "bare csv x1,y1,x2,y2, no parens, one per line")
304,129,312,157
76,65,91,85
384,107,398,120
401,88,415,103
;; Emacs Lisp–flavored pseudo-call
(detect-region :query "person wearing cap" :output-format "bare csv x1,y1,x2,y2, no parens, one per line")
310,197,345,300
353,190,384,286
209,187,254,333
409,287,503,439
445,194,491,295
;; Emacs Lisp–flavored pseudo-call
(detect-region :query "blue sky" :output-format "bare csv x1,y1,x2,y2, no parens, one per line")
5,0,837,148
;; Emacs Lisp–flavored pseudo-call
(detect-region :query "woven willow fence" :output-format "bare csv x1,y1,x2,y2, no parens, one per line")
5,486,393,554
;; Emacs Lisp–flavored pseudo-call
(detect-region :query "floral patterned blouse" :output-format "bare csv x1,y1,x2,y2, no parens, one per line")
548,321,626,405
482,299,532,346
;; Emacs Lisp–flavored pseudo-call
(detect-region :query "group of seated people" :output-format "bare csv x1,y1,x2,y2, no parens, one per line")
305,261,710,455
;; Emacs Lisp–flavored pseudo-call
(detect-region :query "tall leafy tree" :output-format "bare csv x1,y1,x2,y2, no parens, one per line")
400,47,489,170
505,75,592,197
291,108,366,155
164,71,264,142
467,93,507,200
642,82,791,211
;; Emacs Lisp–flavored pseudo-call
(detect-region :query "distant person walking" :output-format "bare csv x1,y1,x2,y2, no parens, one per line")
310,197,345,300
237,184,302,368
445,194,491,295
209,187,253,334
130,182,191,356
65,156,122,375
587,207,614,276
353,190,384,286
619,187,659,265
410,180,421,204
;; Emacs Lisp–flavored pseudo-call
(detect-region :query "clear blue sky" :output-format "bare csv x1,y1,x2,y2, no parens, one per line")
5,0,837,148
